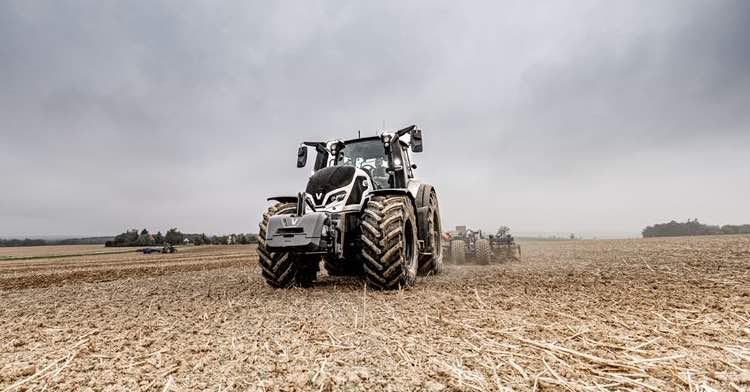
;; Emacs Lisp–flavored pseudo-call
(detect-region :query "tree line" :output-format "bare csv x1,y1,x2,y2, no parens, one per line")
105,228,259,247
1,230,260,248
0,237,113,247
642,219,750,238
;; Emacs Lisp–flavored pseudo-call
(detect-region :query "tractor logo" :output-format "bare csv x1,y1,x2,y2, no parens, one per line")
290,218,299,226
315,193,323,201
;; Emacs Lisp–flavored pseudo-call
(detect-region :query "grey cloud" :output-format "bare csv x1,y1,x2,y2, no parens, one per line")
1,0,748,237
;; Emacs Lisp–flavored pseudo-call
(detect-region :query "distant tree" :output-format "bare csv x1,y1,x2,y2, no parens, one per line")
193,236,203,246
643,219,722,238
111,229,139,246
164,228,184,245
105,229,139,246
154,231,164,245
720,224,750,235
0,238,46,247
137,233,154,246
211,235,227,245
136,228,153,245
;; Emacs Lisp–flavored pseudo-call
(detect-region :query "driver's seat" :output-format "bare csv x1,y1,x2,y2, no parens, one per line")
371,166,389,189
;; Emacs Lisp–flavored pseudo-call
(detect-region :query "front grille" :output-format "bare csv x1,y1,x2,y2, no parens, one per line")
277,227,304,237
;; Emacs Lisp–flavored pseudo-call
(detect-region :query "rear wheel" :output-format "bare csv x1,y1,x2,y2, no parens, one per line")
450,240,466,264
476,239,491,265
360,195,419,290
417,188,444,276
257,202,318,288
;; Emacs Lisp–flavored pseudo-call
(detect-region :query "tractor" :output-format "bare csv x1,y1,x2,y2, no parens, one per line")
445,226,520,264
141,245,177,254
256,125,443,290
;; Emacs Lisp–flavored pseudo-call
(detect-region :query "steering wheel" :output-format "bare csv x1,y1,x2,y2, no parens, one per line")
361,164,376,175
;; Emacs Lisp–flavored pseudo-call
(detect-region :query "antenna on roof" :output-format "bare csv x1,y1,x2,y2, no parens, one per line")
358,130,361,139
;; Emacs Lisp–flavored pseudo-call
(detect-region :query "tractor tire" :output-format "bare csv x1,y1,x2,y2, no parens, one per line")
257,202,318,288
360,195,419,290
323,257,363,276
417,187,444,276
450,240,466,264
476,239,491,265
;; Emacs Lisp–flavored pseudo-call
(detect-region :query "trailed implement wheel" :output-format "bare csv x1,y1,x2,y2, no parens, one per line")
476,239,491,265
450,239,466,264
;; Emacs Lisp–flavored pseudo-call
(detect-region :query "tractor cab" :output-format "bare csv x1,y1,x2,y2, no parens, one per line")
294,127,422,213
331,138,394,189
296,126,422,191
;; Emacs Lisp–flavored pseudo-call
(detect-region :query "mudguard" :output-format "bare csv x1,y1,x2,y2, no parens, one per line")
365,188,414,204
366,188,411,196
267,196,298,204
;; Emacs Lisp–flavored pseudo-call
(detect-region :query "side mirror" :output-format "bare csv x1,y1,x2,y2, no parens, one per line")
410,128,423,152
297,146,308,168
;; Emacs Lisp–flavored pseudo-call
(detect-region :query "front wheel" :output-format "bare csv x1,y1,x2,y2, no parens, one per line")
360,195,419,290
257,202,319,288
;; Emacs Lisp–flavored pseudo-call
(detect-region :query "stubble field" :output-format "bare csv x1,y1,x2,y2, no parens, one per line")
0,245,135,260
0,236,748,391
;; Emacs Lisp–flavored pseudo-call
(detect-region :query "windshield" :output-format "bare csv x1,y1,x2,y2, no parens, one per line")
333,139,391,189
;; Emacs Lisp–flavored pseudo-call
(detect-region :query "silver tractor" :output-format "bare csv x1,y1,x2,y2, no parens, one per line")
257,125,444,289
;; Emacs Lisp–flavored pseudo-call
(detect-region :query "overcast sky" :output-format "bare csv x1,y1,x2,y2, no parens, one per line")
1,1,749,238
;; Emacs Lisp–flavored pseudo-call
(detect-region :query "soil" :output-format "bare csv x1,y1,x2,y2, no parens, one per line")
0,245,117,258
1,237,748,391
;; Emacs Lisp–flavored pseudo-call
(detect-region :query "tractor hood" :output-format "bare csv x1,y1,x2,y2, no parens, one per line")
306,166,356,206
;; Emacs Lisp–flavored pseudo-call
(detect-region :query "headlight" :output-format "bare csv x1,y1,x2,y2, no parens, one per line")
327,191,347,204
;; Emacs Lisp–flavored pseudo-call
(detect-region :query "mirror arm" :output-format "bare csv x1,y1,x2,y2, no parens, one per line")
394,125,416,138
